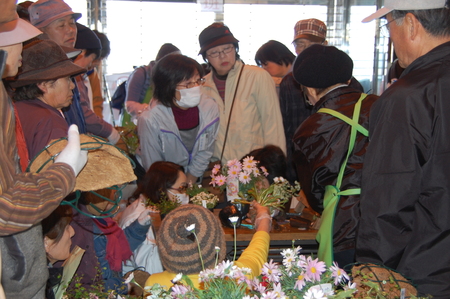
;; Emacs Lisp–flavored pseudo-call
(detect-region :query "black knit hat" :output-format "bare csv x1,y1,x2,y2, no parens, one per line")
198,22,239,55
157,204,226,274
293,44,353,88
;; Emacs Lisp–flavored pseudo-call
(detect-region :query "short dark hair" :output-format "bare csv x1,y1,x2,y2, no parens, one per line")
392,7,450,37
152,54,203,107
155,43,180,62
93,30,111,59
131,161,185,205
84,48,101,61
243,145,287,184
41,205,73,243
13,83,44,101
255,40,295,67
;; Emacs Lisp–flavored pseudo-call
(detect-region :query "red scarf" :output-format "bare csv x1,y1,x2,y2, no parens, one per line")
93,218,132,272
13,103,29,172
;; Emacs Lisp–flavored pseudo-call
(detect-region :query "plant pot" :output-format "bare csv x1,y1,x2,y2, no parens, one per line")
218,203,242,228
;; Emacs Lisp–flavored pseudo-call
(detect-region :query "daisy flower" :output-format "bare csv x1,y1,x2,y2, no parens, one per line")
260,166,269,177
227,159,242,169
330,261,349,285
242,156,257,172
239,171,252,184
227,165,241,179
214,175,227,186
261,259,281,283
303,288,327,299
212,164,221,175
305,256,326,281
170,284,190,296
294,271,309,291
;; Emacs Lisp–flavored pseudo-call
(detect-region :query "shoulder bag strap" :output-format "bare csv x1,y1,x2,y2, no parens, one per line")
315,93,368,266
219,63,245,163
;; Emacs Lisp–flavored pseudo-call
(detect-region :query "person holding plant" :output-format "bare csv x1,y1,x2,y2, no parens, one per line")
129,161,189,213
145,203,271,290
137,54,219,184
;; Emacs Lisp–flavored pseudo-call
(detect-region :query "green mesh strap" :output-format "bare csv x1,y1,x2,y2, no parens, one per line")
316,93,368,266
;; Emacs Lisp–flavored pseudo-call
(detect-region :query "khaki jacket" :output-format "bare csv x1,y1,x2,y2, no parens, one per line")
203,60,286,163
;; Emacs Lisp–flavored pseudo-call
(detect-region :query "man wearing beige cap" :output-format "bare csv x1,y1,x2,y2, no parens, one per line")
28,0,121,144
357,1,450,297
280,18,362,184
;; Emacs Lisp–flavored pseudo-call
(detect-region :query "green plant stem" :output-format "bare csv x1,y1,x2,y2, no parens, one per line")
193,231,205,271
233,224,237,262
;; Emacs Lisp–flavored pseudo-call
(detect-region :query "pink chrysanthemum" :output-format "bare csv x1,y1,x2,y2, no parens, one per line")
212,164,221,175
239,172,252,184
305,257,326,282
228,165,240,179
261,259,281,283
242,156,257,171
260,166,269,177
294,271,309,291
227,159,242,169
170,284,191,296
330,261,349,285
214,175,227,186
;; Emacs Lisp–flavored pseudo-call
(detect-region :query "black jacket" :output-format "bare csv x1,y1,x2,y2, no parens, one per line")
356,41,450,298
293,86,378,253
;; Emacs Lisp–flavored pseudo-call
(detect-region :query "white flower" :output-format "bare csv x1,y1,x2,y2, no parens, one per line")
124,272,134,284
185,223,195,232
171,273,183,283
229,216,239,225
215,246,220,251
303,288,327,299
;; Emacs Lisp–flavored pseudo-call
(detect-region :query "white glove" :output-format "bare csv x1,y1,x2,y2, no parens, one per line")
107,128,121,145
137,208,152,226
55,125,88,176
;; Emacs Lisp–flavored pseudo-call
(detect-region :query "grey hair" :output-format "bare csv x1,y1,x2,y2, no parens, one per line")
391,5,450,37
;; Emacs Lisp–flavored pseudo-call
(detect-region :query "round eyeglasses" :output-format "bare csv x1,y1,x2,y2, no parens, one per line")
206,45,234,58
176,78,205,89
169,183,188,193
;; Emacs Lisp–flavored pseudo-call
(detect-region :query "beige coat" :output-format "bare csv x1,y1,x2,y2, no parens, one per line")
203,60,286,163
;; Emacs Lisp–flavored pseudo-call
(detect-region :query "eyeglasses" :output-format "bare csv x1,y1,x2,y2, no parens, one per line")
176,78,205,89
379,17,403,37
169,183,188,193
206,45,234,58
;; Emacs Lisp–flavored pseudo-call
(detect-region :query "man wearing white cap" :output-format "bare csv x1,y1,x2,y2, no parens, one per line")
0,17,87,298
357,1,450,297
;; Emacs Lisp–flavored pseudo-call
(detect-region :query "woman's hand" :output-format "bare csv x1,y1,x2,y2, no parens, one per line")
251,201,272,232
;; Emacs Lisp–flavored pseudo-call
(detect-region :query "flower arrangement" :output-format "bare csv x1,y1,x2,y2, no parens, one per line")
187,183,219,210
190,191,219,210
146,189,181,215
210,156,300,211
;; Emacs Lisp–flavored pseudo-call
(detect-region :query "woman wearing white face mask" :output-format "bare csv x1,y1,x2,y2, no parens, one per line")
138,54,219,183
130,161,189,206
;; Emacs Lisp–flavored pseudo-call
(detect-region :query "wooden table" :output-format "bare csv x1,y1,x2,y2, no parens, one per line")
152,208,319,263
214,210,318,262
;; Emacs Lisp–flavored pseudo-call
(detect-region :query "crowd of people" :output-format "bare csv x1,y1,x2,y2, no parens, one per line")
0,0,449,298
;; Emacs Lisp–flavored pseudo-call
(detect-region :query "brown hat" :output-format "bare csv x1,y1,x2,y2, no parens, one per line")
198,22,239,55
8,39,86,88
293,18,327,43
29,0,81,29
157,204,226,274
27,134,137,191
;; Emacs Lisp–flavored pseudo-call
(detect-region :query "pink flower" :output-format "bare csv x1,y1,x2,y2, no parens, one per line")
228,165,240,179
227,159,241,169
171,284,191,296
261,259,281,283
239,172,251,184
252,167,261,177
330,261,349,285
242,156,257,172
305,257,326,281
260,166,269,177
212,164,221,175
294,271,309,291
214,175,227,186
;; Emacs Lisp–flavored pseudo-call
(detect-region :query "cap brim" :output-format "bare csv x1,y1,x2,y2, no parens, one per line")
198,35,239,55
362,7,392,23
9,60,86,88
0,19,41,47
